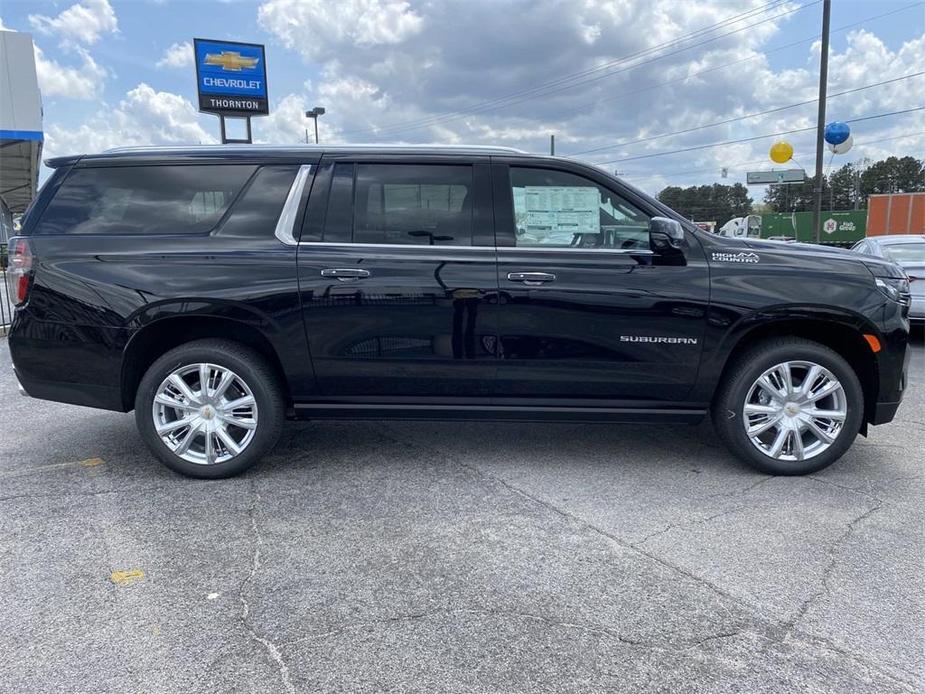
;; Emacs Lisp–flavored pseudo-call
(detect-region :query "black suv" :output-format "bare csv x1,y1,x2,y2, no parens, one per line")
7,145,911,478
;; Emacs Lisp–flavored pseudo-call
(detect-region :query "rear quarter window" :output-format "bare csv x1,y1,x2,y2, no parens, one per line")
216,165,299,237
34,164,256,235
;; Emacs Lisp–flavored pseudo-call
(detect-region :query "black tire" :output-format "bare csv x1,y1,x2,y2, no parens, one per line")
134,339,284,479
712,337,864,475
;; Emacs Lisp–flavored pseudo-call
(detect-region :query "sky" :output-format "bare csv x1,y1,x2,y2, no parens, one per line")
0,0,923,195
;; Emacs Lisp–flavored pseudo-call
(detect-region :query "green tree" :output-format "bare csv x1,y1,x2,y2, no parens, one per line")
860,156,925,197
827,163,860,210
657,183,752,226
764,179,813,213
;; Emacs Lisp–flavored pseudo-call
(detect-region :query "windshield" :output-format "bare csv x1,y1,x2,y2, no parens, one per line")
883,243,925,265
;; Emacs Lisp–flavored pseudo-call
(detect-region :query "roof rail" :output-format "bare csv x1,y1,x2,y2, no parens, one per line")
102,143,529,155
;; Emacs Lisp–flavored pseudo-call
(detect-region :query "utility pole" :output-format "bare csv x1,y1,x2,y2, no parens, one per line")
550,134,555,155
811,0,832,243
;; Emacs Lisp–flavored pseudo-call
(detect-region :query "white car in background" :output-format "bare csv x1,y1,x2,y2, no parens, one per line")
852,235,925,326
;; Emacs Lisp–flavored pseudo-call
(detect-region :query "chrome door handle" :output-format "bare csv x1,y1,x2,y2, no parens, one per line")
507,271,556,286
321,268,371,281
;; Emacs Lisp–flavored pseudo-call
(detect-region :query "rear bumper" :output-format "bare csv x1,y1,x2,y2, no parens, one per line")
9,313,129,412
13,368,28,397
14,369,125,411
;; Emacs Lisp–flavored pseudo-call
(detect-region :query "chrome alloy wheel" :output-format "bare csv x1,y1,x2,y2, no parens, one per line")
152,363,258,465
742,360,847,462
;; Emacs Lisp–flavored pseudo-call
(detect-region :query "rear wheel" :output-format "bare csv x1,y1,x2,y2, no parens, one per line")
135,339,284,478
712,338,864,475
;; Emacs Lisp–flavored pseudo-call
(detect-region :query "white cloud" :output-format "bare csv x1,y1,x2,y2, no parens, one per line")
34,0,923,197
258,0,423,59
33,44,107,99
156,41,194,69
45,83,215,157
252,0,924,195
29,0,117,46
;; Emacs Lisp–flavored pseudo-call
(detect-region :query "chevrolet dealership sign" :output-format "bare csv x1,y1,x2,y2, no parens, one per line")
194,38,268,116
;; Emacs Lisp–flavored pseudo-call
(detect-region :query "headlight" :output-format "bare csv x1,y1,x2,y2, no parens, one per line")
875,277,911,306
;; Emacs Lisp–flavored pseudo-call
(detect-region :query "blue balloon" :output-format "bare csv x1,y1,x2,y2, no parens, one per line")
824,121,850,146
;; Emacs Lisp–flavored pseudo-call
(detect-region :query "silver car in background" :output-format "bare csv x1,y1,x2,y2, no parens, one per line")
852,235,925,325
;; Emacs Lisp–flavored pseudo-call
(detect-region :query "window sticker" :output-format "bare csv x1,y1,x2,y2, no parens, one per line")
516,186,601,245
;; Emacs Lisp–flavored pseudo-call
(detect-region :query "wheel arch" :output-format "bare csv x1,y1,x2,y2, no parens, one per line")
121,315,290,411
711,314,879,425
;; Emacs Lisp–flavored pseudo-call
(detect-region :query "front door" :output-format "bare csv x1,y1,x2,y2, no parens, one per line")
296,156,498,399
492,160,710,403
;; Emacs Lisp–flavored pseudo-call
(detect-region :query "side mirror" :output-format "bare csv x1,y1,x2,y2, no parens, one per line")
649,217,684,248
649,216,685,252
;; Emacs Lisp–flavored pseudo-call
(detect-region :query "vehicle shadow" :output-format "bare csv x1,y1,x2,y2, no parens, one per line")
261,417,741,478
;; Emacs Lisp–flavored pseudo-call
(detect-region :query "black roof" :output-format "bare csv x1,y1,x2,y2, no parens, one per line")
45,143,533,168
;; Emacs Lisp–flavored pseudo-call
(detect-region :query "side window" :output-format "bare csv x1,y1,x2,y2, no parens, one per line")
509,167,650,250
322,162,355,244
35,164,255,235
217,165,298,237
353,164,473,246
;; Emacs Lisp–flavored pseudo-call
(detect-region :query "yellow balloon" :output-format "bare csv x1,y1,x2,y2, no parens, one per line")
769,141,793,164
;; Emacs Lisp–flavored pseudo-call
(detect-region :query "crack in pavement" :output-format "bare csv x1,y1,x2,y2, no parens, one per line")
280,605,751,653
631,505,749,548
236,484,296,694
632,476,778,547
374,425,920,692
783,497,885,635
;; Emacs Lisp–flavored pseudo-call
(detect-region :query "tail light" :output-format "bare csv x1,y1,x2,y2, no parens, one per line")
6,237,34,306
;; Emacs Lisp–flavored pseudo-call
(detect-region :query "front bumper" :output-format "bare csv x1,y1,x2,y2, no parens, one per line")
870,400,902,425
867,301,910,426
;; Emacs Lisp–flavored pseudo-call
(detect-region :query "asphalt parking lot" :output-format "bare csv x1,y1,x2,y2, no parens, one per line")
0,336,922,693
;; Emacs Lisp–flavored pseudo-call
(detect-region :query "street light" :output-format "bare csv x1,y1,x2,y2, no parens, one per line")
305,106,325,144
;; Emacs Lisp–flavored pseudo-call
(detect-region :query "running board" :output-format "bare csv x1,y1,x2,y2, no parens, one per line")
292,402,707,423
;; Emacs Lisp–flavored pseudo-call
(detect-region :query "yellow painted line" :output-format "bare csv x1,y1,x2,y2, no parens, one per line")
0,457,106,478
110,569,145,586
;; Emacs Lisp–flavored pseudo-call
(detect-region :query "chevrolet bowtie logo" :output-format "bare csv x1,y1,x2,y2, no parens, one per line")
204,51,259,71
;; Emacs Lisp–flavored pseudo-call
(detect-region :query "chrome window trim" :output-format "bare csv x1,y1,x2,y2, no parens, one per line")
297,241,495,251
274,164,313,246
498,246,655,256
296,240,654,255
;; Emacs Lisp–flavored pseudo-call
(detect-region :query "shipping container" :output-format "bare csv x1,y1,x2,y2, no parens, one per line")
867,193,925,236
760,210,866,246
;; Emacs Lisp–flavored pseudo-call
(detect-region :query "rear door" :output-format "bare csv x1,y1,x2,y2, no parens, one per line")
295,155,499,399
491,158,710,403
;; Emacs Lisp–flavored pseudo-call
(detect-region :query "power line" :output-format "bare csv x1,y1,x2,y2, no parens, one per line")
338,0,794,137
339,0,814,138
568,71,925,157
617,131,925,183
590,106,925,165
539,1,924,148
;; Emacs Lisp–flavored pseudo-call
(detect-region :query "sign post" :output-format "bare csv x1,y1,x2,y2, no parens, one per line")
194,38,269,144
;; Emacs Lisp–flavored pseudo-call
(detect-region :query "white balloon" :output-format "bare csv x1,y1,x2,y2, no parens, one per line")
828,133,853,154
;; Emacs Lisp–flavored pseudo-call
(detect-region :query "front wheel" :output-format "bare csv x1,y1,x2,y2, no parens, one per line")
135,339,284,479
712,338,864,475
